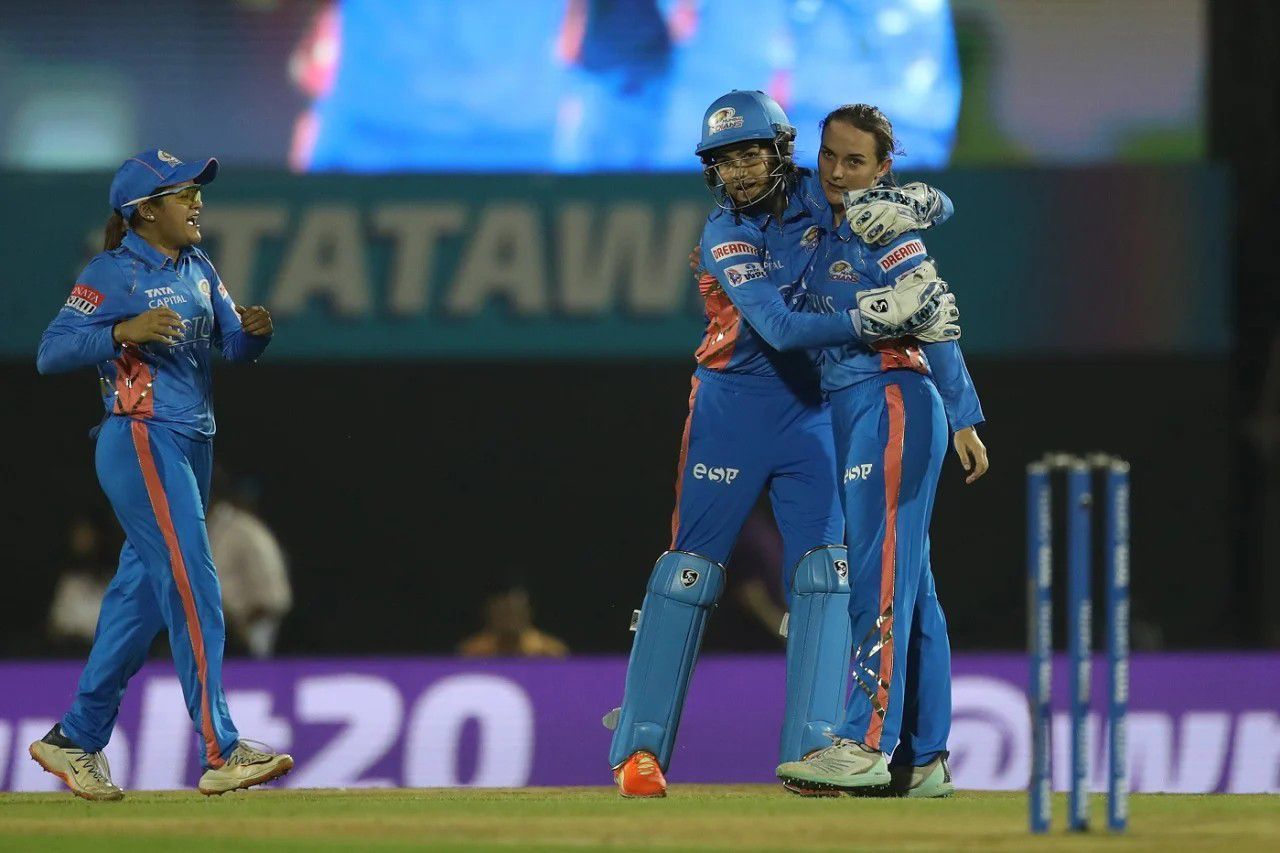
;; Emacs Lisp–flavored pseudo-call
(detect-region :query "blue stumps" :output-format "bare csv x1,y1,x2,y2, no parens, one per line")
1105,459,1131,832
1026,461,1053,834
1026,453,1129,835
1066,460,1093,832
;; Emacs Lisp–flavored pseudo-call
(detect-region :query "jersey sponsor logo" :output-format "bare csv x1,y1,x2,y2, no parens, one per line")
146,285,188,309
707,107,745,135
710,240,758,262
843,463,874,484
679,568,701,588
800,225,822,251
878,239,926,273
828,260,859,283
156,149,182,166
692,463,739,484
722,262,766,287
65,284,104,315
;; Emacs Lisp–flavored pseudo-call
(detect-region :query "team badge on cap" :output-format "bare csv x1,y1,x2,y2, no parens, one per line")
156,150,182,166
708,107,745,135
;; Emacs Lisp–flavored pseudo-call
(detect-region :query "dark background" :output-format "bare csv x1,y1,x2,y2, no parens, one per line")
1,353,1238,656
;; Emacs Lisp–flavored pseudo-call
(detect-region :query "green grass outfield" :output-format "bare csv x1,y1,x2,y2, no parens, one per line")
0,787,1276,852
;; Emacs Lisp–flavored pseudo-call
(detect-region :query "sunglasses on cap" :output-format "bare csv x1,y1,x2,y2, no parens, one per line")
121,184,203,209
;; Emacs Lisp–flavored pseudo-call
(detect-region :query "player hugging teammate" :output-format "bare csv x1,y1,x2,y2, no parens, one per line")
607,90,980,798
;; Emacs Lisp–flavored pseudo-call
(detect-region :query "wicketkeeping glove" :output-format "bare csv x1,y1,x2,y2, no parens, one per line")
856,259,961,343
843,182,948,246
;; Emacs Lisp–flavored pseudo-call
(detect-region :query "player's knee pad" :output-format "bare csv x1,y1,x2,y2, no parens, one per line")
607,550,725,770
779,545,853,763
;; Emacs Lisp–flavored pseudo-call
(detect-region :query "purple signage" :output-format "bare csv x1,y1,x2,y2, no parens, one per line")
0,653,1275,793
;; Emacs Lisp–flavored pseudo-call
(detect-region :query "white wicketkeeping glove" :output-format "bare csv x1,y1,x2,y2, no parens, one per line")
843,182,948,246
855,259,961,343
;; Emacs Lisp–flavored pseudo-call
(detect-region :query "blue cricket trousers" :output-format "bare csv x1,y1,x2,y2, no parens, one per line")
671,367,843,595
60,415,238,769
830,370,952,765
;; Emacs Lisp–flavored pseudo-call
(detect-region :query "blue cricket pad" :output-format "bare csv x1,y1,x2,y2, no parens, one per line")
608,550,725,771
779,545,853,764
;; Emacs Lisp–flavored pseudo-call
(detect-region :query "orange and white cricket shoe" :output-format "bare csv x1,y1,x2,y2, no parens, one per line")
613,750,667,798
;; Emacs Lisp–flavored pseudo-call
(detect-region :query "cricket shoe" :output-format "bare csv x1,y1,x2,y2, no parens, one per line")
198,741,294,796
780,747,843,797
28,725,124,801
775,737,890,793
781,779,842,798
888,752,954,798
613,750,667,798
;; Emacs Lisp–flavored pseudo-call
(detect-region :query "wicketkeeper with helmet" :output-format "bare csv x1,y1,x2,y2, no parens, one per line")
607,91,957,797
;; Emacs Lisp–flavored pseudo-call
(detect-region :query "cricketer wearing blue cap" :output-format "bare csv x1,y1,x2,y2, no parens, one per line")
608,91,956,798
29,149,293,800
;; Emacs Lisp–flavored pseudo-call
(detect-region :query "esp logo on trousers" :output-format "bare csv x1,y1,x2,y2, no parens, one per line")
844,464,873,484
693,463,739,484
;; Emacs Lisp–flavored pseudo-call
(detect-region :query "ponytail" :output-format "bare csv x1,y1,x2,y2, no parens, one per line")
103,211,127,251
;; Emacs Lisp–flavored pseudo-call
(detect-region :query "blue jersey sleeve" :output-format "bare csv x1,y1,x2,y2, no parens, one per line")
36,256,128,375
203,253,270,363
868,232,984,431
932,188,955,229
700,216,860,352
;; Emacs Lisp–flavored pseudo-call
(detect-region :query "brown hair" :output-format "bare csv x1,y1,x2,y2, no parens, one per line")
102,209,143,251
819,104,902,163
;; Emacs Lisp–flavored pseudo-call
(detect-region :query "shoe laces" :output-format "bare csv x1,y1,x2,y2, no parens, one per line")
73,750,114,786
633,753,659,777
228,740,277,766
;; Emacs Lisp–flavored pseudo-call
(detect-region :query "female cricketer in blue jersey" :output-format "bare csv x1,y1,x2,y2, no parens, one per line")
608,91,956,798
770,105,989,798
29,150,293,800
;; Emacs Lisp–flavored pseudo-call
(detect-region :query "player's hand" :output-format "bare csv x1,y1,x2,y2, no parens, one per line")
953,426,989,484
236,305,273,336
896,261,960,343
113,307,185,346
689,244,705,279
855,263,958,342
843,183,947,245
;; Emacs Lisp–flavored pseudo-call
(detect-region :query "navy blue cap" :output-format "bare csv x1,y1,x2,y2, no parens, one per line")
109,149,218,220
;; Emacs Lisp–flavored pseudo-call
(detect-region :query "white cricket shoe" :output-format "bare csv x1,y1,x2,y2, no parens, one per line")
198,741,293,796
29,726,124,801
775,736,890,792
889,753,955,798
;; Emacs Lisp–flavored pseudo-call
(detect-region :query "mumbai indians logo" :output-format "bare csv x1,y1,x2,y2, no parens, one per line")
708,107,745,135
679,568,700,588
197,278,211,298
800,225,822,251
156,150,182,166
829,260,859,283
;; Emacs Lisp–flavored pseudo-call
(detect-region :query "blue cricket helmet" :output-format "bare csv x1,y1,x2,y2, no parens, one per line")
695,90,796,158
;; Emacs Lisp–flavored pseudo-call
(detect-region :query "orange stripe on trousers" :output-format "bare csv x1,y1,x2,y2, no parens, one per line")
669,376,702,548
130,420,225,768
865,384,905,750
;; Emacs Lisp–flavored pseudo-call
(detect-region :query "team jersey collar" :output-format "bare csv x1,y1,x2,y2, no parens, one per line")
121,229,194,270
741,183,808,230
